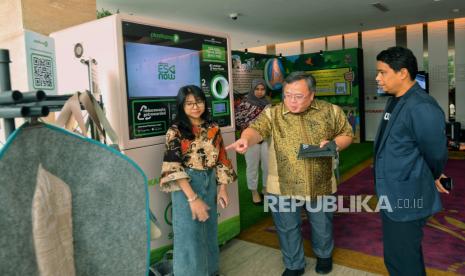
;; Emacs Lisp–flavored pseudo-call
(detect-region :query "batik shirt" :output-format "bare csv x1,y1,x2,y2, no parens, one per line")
160,122,237,192
249,99,354,197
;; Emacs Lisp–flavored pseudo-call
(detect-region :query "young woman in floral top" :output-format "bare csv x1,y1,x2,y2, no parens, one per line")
160,85,236,276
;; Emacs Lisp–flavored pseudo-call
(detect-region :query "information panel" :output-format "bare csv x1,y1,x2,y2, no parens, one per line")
307,67,353,96
122,22,231,139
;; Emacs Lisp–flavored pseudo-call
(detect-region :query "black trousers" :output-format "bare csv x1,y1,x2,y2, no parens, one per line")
381,211,428,276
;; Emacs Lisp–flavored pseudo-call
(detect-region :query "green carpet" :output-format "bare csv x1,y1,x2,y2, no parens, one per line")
237,142,374,230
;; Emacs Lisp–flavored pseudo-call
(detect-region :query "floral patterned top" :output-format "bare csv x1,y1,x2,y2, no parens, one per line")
160,122,237,192
234,96,269,132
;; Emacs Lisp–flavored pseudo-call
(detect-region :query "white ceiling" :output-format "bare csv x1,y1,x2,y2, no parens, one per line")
98,0,465,49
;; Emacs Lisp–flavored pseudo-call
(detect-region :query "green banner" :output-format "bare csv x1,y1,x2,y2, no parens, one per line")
202,44,226,63
232,48,364,142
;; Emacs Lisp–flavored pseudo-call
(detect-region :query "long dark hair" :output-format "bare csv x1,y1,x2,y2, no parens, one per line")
174,85,210,140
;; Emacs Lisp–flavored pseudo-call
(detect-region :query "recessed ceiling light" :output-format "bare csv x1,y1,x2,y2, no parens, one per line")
452,8,460,12
433,0,441,2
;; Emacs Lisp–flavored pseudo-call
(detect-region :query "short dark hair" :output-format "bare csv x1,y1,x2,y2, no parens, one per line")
174,85,211,140
283,71,317,92
376,46,418,80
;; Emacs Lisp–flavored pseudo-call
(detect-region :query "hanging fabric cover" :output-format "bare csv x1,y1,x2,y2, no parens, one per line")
32,163,76,276
0,122,150,275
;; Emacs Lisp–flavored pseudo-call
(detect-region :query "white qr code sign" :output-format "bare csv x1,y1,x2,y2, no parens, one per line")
31,53,55,90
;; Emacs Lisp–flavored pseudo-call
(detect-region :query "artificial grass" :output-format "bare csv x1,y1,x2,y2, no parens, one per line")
339,141,374,174
237,142,374,231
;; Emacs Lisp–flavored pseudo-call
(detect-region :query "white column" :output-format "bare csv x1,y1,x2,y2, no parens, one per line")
362,27,396,141
407,23,424,71
303,37,325,54
428,20,449,118
275,41,301,56
455,18,465,126
247,46,267,54
327,35,343,51
344,33,358,49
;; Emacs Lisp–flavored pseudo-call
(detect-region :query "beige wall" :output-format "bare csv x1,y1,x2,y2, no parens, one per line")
1,0,96,40
344,33,358,49
303,37,325,54
276,41,302,56
21,0,96,35
0,0,96,88
0,0,96,130
327,35,343,51
0,0,24,41
247,46,267,54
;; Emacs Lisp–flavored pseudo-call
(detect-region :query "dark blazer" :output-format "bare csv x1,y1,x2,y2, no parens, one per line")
374,83,448,222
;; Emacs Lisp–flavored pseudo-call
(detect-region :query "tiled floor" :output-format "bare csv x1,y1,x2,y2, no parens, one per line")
219,239,381,276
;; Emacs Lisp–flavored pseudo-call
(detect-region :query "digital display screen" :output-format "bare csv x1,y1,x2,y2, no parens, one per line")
125,42,200,98
415,74,426,90
214,103,226,113
122,21,231,139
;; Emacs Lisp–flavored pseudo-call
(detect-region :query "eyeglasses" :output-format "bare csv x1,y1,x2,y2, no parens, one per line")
184,101,205,108
284,93,307,102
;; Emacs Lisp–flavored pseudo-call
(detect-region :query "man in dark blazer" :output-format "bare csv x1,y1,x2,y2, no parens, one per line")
374,46,449,275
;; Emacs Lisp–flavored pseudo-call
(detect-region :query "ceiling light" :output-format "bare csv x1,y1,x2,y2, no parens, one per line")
452,8,460,13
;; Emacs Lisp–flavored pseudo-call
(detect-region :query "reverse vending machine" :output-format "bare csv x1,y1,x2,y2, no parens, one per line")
52,14,239,259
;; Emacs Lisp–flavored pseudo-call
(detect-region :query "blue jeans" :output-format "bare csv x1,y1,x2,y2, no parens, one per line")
268,194,334,270
171,168,219,276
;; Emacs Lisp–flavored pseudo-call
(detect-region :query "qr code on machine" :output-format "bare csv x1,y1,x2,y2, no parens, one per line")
31,53,55,90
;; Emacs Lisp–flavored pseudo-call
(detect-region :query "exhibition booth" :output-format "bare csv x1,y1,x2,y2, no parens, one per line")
51,14,241,262
1,8,464,276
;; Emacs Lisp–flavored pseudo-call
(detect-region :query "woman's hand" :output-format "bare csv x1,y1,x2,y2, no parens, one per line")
178,179,210,221
189,198,210,222
217,185,229,208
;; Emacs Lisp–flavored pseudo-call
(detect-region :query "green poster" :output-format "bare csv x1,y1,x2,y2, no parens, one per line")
203,44,226,63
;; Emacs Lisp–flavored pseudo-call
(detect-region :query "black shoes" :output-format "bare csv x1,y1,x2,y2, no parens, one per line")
281,257,332,275
282,267,305,276
315,257,333,274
